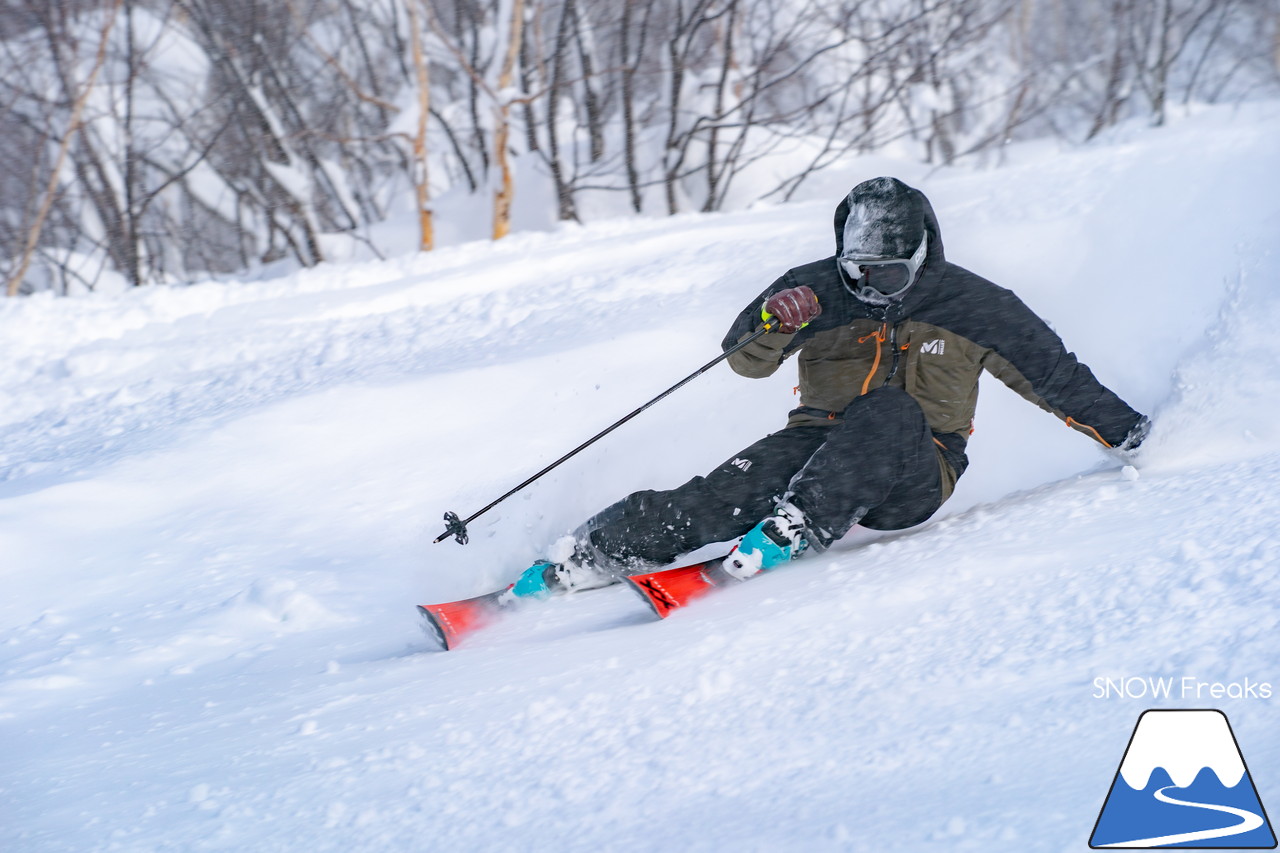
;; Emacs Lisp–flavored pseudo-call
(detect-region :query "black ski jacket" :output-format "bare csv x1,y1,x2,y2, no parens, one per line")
722,181,1145,496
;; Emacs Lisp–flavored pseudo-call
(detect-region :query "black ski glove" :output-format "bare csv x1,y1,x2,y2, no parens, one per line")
1111,415,1151,465
1118,416,1151,453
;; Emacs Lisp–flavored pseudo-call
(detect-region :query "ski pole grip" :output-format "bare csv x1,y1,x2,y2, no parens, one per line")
760,315,787,334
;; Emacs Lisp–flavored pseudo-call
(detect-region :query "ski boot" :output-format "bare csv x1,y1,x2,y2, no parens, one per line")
504,538,618,603
723,501,811,580
509,559,564,600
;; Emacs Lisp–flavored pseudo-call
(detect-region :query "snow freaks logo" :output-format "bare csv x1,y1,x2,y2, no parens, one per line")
1093,675,1273,701
1089,710,1277,849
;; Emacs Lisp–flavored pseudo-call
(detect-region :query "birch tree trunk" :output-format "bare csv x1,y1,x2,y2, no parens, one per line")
492,0,525,241
406,0,434,251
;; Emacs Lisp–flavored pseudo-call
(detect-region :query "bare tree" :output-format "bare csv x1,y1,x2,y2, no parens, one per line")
6,0,121,297
1127,0,1226,126
406,0,434,251
493,0,526,240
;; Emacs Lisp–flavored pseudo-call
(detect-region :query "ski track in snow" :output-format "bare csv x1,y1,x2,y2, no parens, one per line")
2,103,1280,852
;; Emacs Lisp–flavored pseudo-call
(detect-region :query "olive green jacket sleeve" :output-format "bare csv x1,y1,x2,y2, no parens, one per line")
726,326,797,378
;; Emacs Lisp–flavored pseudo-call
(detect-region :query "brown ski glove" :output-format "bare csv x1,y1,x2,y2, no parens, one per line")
762,285,822,333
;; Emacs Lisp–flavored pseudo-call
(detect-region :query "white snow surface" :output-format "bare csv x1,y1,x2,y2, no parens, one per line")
3,102,1280,852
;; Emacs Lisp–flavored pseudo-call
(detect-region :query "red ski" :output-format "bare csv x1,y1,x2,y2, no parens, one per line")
417,587,511,651
419,559,740,650
624,559,738,618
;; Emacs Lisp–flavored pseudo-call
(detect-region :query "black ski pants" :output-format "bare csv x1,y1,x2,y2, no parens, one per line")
582,386,947,568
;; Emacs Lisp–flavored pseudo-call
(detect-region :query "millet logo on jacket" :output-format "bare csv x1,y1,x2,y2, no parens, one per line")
921,339,946,355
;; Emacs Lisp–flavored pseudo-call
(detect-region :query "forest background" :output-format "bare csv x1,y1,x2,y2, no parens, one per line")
3,0,1278,296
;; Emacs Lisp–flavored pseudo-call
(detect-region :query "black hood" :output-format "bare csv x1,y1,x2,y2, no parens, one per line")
722,178,954,351
834,177,946,312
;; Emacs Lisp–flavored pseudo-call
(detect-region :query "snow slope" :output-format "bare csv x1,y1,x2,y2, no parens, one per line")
2,102,1279,852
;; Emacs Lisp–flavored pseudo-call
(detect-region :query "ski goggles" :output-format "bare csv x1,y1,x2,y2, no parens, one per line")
838,232,928,300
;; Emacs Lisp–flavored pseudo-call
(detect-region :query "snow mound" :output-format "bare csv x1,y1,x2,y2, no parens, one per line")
219,579,346,633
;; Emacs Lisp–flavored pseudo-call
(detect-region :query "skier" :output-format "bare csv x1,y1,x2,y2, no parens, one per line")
510,176,1149,598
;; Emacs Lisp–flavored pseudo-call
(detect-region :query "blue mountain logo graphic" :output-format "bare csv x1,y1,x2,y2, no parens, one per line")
1091,709,1276,848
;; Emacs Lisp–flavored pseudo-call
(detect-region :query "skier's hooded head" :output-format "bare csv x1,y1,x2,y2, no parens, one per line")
834,177,935,306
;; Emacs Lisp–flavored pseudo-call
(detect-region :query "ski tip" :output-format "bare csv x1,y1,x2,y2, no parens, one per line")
417,589,509,651
417,604,452,651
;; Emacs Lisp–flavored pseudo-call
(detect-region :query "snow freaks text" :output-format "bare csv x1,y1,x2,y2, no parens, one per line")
1092,676,1274,701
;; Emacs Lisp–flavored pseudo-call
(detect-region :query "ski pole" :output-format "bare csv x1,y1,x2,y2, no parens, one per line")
434,317,789,545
